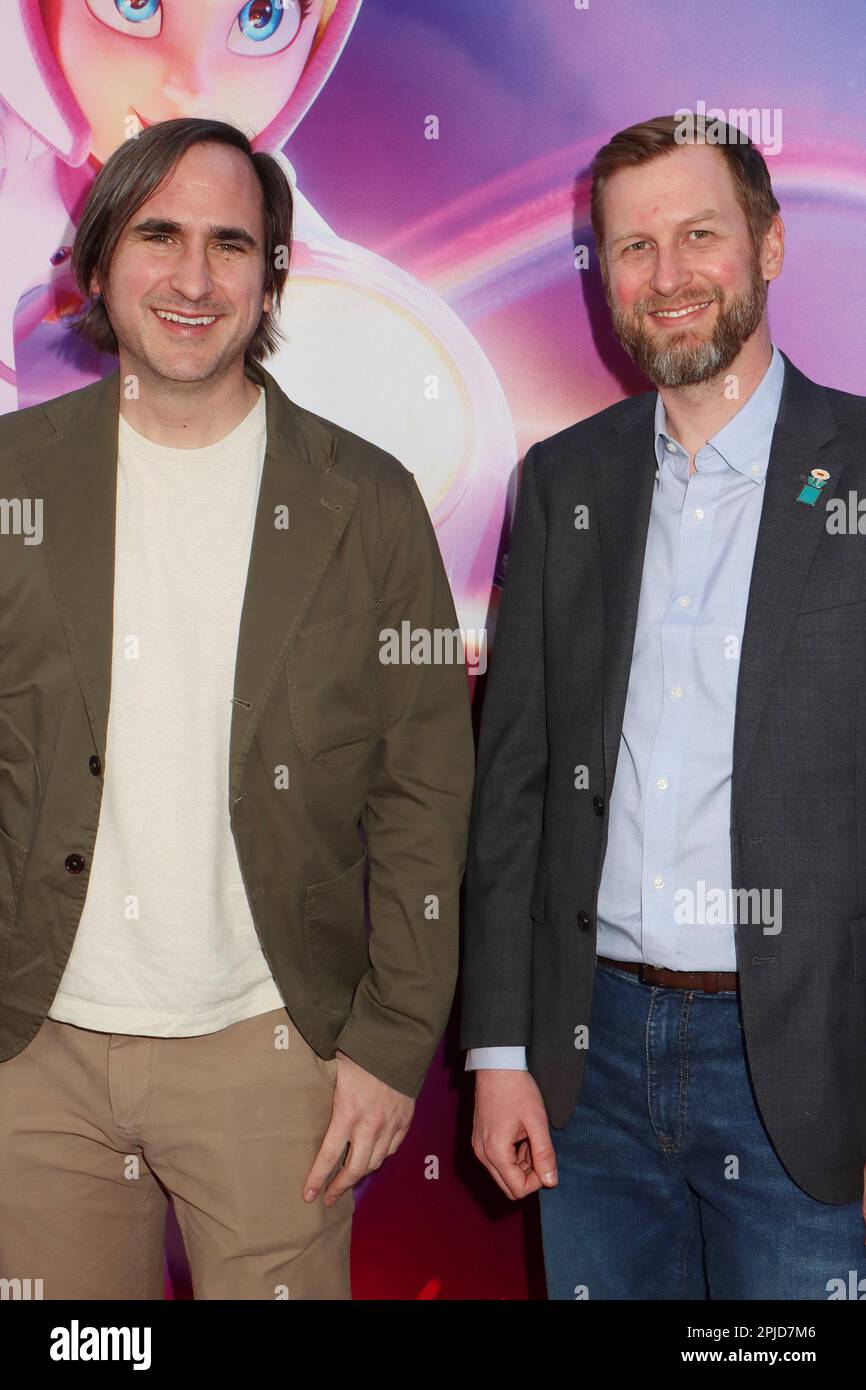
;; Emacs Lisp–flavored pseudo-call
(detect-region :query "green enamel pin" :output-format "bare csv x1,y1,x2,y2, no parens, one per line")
796,468,830,505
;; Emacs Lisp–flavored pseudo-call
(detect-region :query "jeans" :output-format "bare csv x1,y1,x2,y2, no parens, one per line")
539,961,864,1299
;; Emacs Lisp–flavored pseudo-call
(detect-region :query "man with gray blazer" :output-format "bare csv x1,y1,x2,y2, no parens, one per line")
461,113,866,1300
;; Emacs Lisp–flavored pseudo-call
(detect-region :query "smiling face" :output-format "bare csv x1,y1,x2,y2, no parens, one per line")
91,140,272,387
40,0,326,165
600,142,783,387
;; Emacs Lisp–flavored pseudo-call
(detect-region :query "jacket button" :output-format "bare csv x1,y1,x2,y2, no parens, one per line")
65,854,86,874
89,756,102,775
592,795,605,815
577,910,591,931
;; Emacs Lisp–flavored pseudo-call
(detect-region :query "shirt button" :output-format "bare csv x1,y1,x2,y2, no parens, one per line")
693,508,704,520
665,440,677,453
751,464,760,474
677,595,690,607
656,777,669,790
65,853,86,874
671,685,684,699
653,875,665,889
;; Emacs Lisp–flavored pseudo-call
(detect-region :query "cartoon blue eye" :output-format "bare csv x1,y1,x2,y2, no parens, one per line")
227,1,308,58
85,0,162,38
240,0,282,41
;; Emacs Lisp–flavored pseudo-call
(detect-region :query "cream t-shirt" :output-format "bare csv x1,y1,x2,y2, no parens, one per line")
48,385,286,1035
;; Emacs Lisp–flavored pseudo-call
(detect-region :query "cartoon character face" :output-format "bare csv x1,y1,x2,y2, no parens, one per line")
39,0,328,164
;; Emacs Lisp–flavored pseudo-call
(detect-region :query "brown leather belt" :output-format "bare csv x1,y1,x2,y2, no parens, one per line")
597,955,739,994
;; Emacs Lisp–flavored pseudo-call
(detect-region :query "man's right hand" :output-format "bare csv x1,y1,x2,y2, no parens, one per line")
471,1069,558,1199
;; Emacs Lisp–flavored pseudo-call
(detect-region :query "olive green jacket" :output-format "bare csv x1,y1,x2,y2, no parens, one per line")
0,361,475,1097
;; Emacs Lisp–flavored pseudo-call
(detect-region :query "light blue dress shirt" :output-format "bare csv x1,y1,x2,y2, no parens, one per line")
467,344,786,1070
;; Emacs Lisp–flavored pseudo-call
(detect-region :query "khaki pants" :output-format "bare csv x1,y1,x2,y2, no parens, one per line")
0,1006,353,1299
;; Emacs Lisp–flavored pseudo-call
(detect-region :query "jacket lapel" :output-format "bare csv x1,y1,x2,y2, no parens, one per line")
227,362,357,796
21,362,357,798
590,351,839,809
591,391,657,801
730,352,838,809
21,369,120,763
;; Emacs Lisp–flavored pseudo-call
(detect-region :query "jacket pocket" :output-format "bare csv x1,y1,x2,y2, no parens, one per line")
304,849,370,1013
287,601,383,766
850,915,866,983
0,824,28,989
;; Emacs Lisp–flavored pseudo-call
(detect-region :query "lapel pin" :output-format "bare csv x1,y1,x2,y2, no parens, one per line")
796,468,830,506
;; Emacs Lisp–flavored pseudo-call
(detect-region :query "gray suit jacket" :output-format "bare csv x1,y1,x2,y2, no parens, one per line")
460,350,866,1204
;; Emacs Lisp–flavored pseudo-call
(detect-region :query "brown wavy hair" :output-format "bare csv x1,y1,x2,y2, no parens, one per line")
69,117,294,366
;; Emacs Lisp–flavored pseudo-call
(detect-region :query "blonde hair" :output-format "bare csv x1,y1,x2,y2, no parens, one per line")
313,0,340,48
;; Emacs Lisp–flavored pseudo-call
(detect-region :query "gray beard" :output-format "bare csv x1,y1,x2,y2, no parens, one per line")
607,255,768,387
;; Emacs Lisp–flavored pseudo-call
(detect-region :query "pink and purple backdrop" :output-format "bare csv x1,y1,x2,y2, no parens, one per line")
1,0,864,1298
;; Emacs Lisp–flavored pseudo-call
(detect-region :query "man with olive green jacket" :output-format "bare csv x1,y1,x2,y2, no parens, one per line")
0,354,474,1298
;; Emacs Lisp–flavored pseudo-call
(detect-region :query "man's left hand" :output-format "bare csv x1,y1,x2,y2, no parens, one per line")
302,1049,414,1205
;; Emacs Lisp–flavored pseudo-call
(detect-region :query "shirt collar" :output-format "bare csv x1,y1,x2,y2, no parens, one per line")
653,343,785,484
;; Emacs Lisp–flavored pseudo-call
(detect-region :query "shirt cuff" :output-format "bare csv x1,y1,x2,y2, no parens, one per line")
465,1046,528,1070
